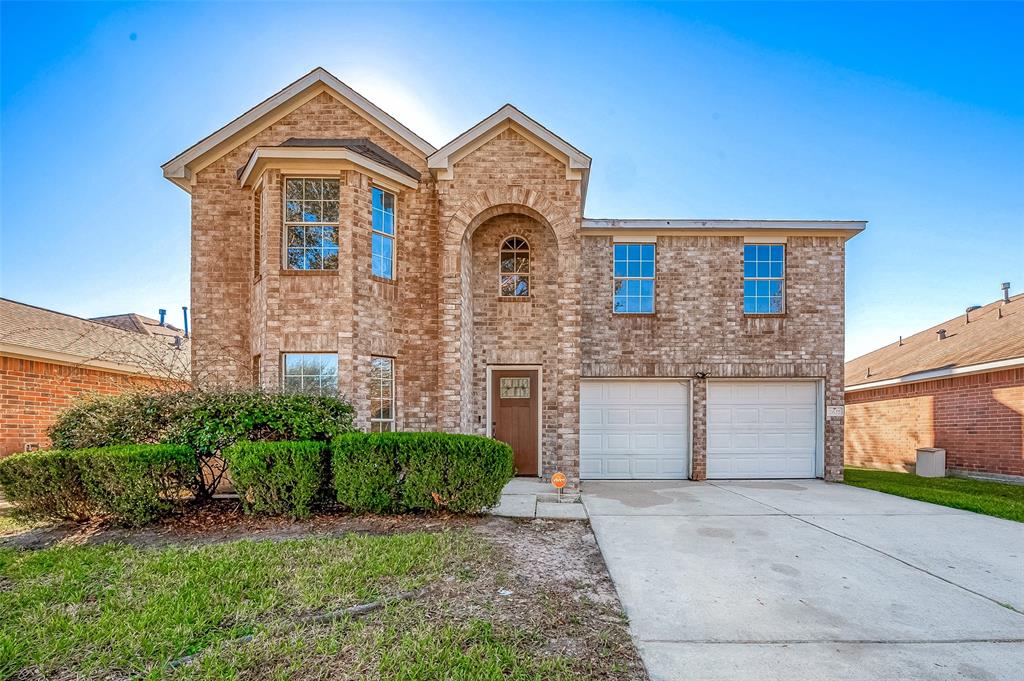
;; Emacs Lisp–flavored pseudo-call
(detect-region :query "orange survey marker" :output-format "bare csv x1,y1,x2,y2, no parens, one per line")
551,472,567,489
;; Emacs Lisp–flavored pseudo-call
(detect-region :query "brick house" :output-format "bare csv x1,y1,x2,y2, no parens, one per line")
0,299,190,456
845,287,1024,479
163,68,864,485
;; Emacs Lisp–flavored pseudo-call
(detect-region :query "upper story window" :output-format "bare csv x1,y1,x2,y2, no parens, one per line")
613,243,655,314
743,244,785,314
285,178,340,270
370,356,395,432
282,353,338,395
499,236,530,297
371,187,395,279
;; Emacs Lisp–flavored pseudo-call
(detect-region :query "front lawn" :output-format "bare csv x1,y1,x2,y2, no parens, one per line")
0,516,645,680
843,467,1024,522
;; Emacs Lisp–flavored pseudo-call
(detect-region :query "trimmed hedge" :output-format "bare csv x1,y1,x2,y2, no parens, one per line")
224,441,328,518
77,445,194,527
332,433,515,514
0,445,192,526
0,450,92,521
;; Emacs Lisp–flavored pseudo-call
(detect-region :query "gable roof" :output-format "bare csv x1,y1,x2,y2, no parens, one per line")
426,104,591,186
0,299,190,380
845,293,1024,390
162,67,436,192
236,137,421,183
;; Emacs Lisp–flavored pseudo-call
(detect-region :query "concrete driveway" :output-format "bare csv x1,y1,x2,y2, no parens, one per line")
583,480,1024,681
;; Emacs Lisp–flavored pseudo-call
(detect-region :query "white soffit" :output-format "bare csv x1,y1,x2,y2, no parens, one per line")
427,104,592,182
162,67,436,192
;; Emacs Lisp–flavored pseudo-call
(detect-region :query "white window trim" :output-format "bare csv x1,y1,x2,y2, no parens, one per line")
498,235,531,298
371,186,397,280
743,243,787,315
282,176,341,271
612,242,657,314
370,356,396,432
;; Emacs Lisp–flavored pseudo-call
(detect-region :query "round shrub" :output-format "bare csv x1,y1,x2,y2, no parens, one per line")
332,433,515,514
77,445,194,527
224,441,328,518
0,450,93,521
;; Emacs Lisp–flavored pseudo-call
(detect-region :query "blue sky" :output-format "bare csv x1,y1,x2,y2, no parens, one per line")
1,1,1021,360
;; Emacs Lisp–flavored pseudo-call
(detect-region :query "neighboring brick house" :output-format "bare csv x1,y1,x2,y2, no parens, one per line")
845,287,1024,479
0,299,190,456
163,68,864,484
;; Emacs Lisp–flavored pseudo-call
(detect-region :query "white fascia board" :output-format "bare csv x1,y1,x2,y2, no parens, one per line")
239,147,419,190
428,104,592,172
162,68,435,191
583,218,867,232
845,356,1024,392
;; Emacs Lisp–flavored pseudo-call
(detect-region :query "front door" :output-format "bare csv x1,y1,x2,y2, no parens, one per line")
490,369,539,476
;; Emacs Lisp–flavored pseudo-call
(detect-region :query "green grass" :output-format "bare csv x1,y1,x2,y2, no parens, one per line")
0,531,585,680
843,467,1024,522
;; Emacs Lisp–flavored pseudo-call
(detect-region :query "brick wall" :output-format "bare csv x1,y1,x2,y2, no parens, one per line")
845,368,1024,477
0,356,175,456
581,235,847,480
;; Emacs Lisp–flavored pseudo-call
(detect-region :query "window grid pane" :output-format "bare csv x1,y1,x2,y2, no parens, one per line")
285,178,340,271
370,356,395,430
371,188,396,280
499,237,530,297
282,353,338,396
743,244,785,314
613,243,655,314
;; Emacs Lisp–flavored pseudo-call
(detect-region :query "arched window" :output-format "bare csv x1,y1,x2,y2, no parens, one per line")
499,236,530,297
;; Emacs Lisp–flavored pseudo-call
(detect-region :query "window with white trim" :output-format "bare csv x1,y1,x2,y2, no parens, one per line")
285,178,340,270
743,244,785,314
613,243,655,313
282,353,338,395
371,187,395,279
370,356,395,432
499,236,530,297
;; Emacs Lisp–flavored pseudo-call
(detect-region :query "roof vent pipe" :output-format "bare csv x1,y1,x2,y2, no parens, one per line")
937,329,947,340
1002,282,1011,304
158,309,166,326
182,306,189,338
965,305,981,323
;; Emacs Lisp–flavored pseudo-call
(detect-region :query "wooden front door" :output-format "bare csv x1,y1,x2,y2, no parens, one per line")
491,369,539,476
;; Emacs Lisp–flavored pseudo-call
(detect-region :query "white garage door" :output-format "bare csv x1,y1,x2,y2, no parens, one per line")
580,380,689,479
707,381,819,479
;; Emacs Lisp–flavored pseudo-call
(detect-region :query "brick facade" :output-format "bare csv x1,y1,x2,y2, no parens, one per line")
845,368,1024,477
0,356,174,456
178,72,856,485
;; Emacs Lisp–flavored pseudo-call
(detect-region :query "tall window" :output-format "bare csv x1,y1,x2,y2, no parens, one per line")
613,243,655,314
499,236,530,297
282,353,338,395
743,244,785,314
371,187,395,279
285,178,340,270
370,356,395,432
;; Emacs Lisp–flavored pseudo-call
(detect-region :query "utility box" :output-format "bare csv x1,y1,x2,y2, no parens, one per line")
915,448,946,478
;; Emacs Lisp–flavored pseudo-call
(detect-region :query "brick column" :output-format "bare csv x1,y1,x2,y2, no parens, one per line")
690,378,707,480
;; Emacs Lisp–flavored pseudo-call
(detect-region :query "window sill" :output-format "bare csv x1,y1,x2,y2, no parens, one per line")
280,269,339,276
370,275,397,285
498,296,532,303
744,313,787,318
613,312,657,317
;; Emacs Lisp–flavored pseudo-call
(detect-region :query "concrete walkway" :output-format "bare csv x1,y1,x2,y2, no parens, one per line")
489,478,587,519
583,480,1024,681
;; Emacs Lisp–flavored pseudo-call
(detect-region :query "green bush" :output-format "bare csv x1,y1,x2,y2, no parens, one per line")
0,450,93,520
332,433,515,514
77,445,194,527
47,390,357,499
224,441,328,518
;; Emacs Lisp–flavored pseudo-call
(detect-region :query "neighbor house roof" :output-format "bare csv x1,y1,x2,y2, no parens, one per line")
90,313,187,342
0,299,190,380
162,67,436,191
845,292,1024,391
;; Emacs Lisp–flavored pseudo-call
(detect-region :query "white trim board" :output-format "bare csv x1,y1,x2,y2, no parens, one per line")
845,356,1024,393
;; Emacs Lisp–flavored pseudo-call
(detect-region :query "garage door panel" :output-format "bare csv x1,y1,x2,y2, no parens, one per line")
707,380,819,479
581,380,690,480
